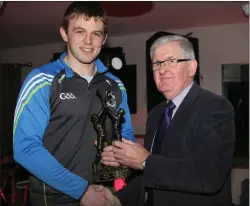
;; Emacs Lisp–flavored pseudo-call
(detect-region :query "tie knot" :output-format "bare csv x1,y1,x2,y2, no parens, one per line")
166,101,176,110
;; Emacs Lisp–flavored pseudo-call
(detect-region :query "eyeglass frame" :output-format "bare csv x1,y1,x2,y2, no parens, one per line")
151,58,191,71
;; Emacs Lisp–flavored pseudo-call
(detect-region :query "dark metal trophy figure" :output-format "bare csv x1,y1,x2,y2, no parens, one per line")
91,90,131,184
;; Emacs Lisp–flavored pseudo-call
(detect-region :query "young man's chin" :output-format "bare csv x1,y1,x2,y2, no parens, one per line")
76,55,96,64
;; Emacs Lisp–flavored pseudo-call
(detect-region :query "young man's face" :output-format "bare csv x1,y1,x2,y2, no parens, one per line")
60,15,107,65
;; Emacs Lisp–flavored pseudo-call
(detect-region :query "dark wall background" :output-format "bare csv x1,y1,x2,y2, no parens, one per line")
222,64,249,162
0,64,22,156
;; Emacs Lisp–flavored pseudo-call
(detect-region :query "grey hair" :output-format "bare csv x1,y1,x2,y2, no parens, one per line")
150,35,195,60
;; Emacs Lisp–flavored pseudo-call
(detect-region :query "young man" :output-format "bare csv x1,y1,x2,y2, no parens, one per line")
13,2,134,205
101,35,235,206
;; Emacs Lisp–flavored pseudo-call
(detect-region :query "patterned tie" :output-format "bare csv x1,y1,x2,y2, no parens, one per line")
151,101,176,154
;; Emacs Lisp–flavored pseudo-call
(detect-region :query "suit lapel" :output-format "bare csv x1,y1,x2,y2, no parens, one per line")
145,102,165,152
160,83,201,152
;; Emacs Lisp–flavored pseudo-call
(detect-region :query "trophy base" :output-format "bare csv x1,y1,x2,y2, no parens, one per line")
93,166,131,184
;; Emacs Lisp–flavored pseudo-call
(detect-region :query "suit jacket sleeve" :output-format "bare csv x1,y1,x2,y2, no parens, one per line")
143,97,235,195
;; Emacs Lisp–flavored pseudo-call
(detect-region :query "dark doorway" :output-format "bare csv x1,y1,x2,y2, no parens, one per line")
222,64,249,164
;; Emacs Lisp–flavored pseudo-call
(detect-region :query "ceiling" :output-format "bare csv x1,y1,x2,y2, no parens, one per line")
0,1,248,49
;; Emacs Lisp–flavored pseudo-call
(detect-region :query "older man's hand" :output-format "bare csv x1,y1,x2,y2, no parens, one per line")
101,144,121,167
112,138,150,170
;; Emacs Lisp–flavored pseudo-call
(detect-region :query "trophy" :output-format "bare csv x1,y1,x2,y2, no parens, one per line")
91,90,131,184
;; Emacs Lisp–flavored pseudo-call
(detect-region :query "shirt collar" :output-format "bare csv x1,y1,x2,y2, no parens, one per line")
171,81,194,108
58,52,108,78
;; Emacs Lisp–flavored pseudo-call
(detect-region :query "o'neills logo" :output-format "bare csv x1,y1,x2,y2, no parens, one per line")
58,74,65,83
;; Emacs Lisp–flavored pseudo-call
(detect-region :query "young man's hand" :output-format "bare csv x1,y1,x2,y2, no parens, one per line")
80,184,121,206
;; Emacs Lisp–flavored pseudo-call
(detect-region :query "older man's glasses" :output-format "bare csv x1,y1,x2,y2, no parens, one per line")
151,58,191,71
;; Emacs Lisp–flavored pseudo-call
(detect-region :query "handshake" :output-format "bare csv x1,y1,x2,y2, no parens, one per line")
80,138,150,206
80,184,120,206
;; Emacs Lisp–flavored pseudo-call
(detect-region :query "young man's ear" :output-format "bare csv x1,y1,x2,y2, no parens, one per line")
188,59,198,78
60,27,68,43
102,33,108,46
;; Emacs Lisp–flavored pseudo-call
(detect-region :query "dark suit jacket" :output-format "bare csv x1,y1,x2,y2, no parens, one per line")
116,83,235,206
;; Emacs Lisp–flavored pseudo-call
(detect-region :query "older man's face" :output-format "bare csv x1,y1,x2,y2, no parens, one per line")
152,41,196,100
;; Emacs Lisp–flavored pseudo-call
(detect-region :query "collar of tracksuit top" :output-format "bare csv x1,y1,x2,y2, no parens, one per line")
58,52,108,78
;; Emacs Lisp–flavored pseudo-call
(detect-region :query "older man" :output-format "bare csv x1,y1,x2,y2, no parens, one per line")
101,35,235,206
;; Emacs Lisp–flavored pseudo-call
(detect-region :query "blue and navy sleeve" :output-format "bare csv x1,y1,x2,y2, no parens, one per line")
13,69,88,199
114,79,135,142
